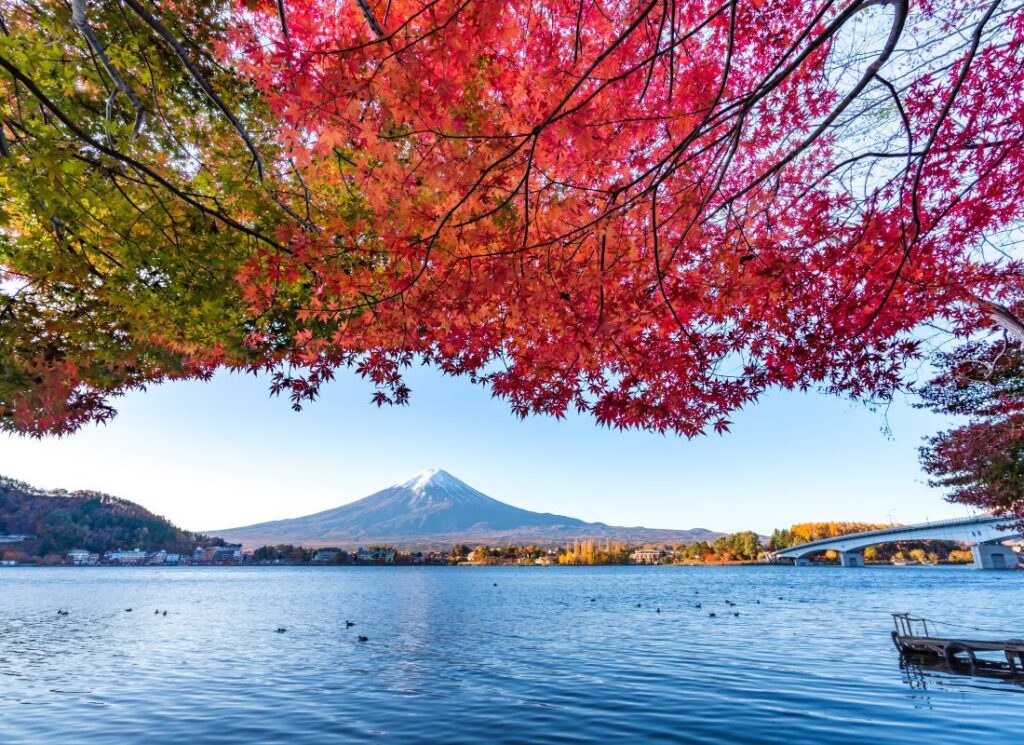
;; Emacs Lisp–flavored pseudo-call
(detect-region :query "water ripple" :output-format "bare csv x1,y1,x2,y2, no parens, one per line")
0,565,1021,743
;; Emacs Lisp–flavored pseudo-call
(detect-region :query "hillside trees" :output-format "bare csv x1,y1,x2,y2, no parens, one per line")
2,0,1024,436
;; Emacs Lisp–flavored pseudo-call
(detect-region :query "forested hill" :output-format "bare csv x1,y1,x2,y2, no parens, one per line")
0,476,220,557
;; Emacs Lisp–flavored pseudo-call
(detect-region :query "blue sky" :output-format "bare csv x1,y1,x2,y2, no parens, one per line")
0,365,980,534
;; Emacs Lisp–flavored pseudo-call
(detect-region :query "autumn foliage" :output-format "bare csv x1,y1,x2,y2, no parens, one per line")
1,0,1023,435
918,330,1024,523
767,522,889,550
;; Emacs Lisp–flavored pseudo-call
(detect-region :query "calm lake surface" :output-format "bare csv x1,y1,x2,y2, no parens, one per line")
0,565,1021,743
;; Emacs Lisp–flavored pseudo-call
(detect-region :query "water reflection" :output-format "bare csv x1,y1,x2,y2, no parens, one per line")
899,653,1024,690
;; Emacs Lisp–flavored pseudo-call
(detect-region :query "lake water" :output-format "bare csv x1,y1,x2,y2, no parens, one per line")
0,565,1021,743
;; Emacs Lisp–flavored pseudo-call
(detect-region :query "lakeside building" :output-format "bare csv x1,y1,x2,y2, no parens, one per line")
195,544,244,564
106,549,149,565
356,547,396,564
213,544,243,563
66,549,100,566
312,548,342,563
630,548,668,564
164,553,186,565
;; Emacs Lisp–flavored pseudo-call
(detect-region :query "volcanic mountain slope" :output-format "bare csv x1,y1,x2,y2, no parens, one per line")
214,469,723,548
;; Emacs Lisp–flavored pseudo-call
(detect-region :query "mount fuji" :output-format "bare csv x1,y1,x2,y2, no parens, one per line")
214,469,722,548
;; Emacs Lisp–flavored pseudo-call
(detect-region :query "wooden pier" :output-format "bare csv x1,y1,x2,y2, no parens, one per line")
891,613,1024,674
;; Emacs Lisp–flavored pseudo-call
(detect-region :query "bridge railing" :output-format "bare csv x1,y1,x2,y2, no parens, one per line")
772,513,1002,555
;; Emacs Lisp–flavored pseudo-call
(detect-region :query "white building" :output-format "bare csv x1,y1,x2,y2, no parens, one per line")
356,547,395,564
312,548,342,563
630,548,667,564
105,549,149,565
66,549,99,566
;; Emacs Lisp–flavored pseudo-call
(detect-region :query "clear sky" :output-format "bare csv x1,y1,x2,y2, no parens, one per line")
0,365,981,535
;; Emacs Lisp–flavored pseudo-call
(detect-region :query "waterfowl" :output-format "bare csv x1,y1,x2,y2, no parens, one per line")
125,608,132,612
357,635,368,642
163,611,167,616
345,620,355,628
275,627,286,633
695,603,701,609
656,608,661,614
709,612,716,618
734,612,740,617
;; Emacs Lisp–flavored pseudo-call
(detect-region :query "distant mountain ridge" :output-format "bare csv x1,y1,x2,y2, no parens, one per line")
215,469,723,548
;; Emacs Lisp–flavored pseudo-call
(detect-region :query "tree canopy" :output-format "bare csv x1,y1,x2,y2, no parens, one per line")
918,327,1024,523
2,0,1023,436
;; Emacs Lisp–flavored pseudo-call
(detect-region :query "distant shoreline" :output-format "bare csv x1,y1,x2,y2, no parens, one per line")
0,560,977,569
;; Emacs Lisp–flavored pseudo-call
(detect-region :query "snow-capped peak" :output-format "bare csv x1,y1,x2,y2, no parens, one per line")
400,468,450,492
396,468,492,505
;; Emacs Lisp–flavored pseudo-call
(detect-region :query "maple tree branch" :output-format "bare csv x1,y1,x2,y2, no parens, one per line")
908,0,1003,242
119,0,265,181
355,0,385,38
276,0,290,42
0,53,288,253
729,0,909,202
71,0,145,137
975,299,1024,343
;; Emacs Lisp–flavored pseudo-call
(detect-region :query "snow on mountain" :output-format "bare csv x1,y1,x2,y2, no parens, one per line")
214,469,722,548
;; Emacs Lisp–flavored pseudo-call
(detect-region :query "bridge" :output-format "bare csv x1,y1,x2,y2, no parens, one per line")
770,515,1023,569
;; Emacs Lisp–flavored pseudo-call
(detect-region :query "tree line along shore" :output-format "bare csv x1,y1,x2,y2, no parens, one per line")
1,524,977,567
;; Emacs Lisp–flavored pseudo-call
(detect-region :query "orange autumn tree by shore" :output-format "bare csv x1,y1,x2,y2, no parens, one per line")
768,522,889,551
2,0,1024,436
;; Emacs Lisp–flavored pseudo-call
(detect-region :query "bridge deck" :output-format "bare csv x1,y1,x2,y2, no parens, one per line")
772,513,1012,559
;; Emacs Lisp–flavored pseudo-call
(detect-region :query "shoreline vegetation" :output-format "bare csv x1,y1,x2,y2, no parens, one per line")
2,474,978,569
1,524,977,568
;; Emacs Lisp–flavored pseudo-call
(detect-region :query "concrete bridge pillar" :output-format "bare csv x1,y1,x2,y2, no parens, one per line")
971,543,1019,570
839,551,864,568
